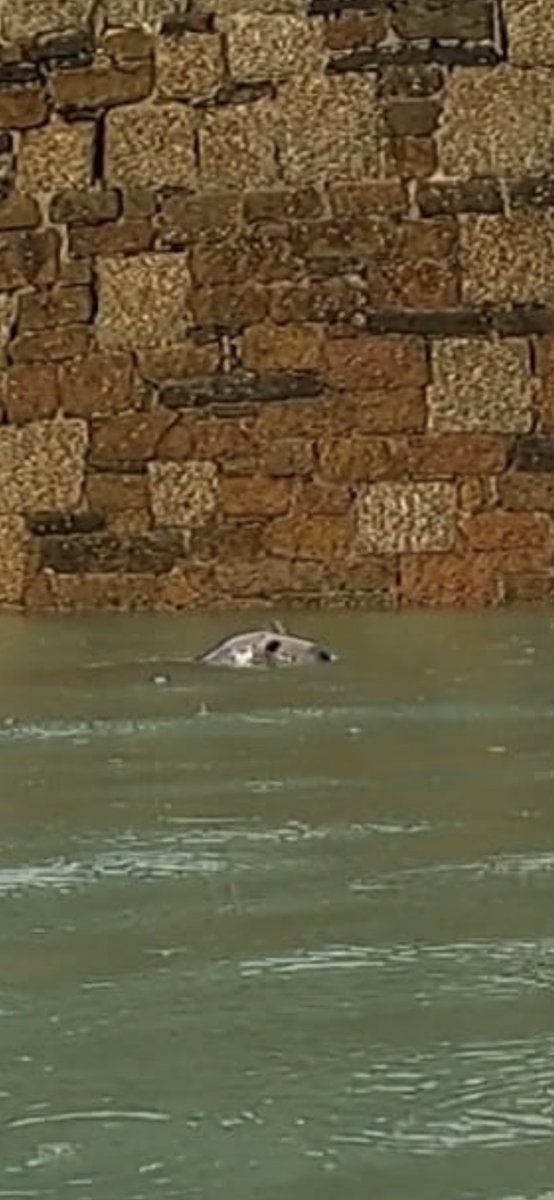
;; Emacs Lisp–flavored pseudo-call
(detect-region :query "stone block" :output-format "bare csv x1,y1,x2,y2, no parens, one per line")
2,0,90,38
461,214,554,305
191,228,297,286
50,189,120,226
0,85,47,129
462,510,553,550
0,516,28,605
428,339,533,432
69,219,154,257
191,283,268,329
6,363,58,423
401,552,501,608
325,388,426,434
226,13,323,80
538,334,554,429
40,531,182,574
60,353,133,417
148,461,218,528
277,74,379,183
89,411,173,468
319,436,408,482
505,0,554,66
499,473,554,511
86,473,148,515
390,0,494,39
512,436,554,472
157,191,240,245
417,178,503,217
102,28,153,62
325,335,428,389
97,253,192,349
325,12,386,50
357,481,456,553
200,98,276,188
10,326,92,363
439,67,554,177
18,122,94,193
241,323,323,371
157,32,222,99
0,194,40,231
0,419,87,512
18,286,93,331
264,514,352,560
0,229,59,291
51,61,152,110
408,434,508,477
219,475,292,516
270,277,364,325
106,103,195,188
244,187,323,223
137,341,219,383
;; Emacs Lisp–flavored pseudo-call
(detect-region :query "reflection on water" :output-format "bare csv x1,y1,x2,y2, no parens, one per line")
0,611,554,1199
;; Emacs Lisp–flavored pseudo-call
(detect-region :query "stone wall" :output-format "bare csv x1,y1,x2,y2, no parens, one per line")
0,0,552,610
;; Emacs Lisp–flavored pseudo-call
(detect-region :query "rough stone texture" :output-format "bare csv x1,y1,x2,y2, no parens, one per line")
505,0,554,66
428,340,533,432
439,68,554,178
19,124,94,193
461,214,554,305
0,2,550,611
357,482,457,553
97,254,192,348
148,461,218,529
107,103,196,188
156,33,222,100
200,98,276,189
277,75,379,183
226,14,324,81
0,420,87,512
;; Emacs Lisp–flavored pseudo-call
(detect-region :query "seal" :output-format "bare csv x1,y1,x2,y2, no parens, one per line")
195,621,336,668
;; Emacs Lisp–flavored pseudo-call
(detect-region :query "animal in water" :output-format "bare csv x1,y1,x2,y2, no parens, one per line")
195,621,337,669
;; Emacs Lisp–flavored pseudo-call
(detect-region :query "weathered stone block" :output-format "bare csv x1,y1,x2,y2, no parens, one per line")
439,67,554,177
18,123,94,192
0,419,87,512
18,287,93,331
417,179,503,217
52,61,152,110
137,341,219,383
277,75,379,183
401,552,501,608
0,85,47,129
325,11,386,50
200,98,276,188
157,32,222,99
191,227,297,285
97,253,192,349
6,363,58,423
410,433,508,477
2,0,90,38
106,103,195,188
387,135,437,180
241,323,323,371
26,510,105,535
0,194,40,231
261,438,315,476
89,411,173,468
0,229,59,291
86,473,148,515
499,473,554,511
192,283,268,329
102,28,153,63
265,514,352,560
244,187,323,223
319,435,408,482
159,370,323,409
226,13,323,80
148,461,218,528
462,510,553,550
219,475,292,516
50,189,120,226
157,191,240,245
69,218,154,257
40,531,182,574
428,339,533,432
60,353,133,417
0,516,28,605
357,481,456,553
513,436,554,472
325,335,428,389
505,0,554,66
329,181,407,219
270,277,364,324
10,326,92,363
461,214,554,305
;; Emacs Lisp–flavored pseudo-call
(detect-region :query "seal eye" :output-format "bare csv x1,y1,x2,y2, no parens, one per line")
318,649,332,662
265,637,281,653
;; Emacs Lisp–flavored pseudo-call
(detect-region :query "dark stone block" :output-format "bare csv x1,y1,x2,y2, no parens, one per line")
40,532,182,574
160,371,324,409
418,179,503,216
513,437,554,473
29,30,95,68
160,12,215,34
328,41,501,71
492,307,554,335
389,0,494,42
26,510,106,536
0,62,40,86
510,176,554,211
309,0,383,12
211,81,275,107
362,308,493,334
379,63,444,97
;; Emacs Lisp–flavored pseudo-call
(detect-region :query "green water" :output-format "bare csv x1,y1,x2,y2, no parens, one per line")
0,611,553,1199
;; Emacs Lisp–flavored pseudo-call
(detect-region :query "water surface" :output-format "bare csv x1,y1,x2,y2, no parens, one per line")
0,611,553,1199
